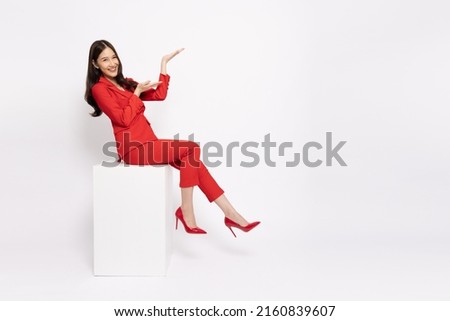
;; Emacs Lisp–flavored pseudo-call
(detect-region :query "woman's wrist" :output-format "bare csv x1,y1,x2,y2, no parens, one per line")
160,60,168,75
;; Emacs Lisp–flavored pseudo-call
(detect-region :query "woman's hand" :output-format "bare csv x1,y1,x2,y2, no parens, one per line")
162,48,185,64
161,48,185,74
134,80,162,97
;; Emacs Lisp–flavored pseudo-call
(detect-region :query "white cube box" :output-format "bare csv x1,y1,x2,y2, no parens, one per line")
93,162,174,276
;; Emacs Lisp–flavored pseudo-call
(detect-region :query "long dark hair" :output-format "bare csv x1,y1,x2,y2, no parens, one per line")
84,40,138,117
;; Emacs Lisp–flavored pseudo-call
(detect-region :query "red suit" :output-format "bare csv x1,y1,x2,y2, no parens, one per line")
92,74,224,202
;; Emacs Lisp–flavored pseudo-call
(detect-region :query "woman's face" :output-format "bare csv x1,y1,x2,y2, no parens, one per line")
94,47,119,79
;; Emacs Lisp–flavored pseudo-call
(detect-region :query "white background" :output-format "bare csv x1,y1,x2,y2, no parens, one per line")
0,0,449,300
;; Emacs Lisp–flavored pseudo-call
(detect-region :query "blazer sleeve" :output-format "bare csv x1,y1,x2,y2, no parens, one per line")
92,83,143,128
139,73,171,101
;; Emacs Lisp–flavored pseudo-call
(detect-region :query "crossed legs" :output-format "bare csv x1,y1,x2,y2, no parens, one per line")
124,139,251,229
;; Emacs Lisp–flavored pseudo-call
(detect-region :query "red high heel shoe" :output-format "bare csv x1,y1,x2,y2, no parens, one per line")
175,207,207,234
224,217,260,238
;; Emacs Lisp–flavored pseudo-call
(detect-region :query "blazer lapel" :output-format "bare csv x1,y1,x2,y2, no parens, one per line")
98,77,131,97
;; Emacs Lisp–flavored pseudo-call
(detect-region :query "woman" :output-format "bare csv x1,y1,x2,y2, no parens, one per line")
85,40,259,237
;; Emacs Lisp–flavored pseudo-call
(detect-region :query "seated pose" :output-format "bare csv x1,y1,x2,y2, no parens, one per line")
84,40,260,236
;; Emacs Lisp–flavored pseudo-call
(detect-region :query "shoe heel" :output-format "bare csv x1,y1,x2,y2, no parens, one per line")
224,217,260,237
227,226,237,238
174,207,207,234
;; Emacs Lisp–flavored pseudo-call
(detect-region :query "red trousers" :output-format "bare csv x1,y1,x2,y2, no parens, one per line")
123,139,224,202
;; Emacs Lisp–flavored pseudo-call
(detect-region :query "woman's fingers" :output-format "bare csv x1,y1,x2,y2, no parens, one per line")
138,80,162,92
173,48,185,56
149,81,162,88
163,48,185,63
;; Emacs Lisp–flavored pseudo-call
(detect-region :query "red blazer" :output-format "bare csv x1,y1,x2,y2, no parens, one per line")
92,73,170,160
